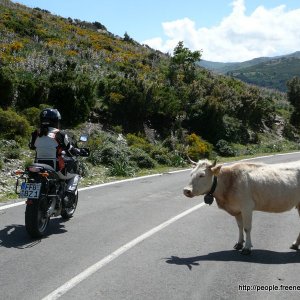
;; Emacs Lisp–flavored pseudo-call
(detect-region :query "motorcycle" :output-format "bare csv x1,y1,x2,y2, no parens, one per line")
15,135,90,238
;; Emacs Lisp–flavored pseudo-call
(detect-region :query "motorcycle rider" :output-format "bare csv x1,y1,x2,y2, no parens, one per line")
29,108,84,207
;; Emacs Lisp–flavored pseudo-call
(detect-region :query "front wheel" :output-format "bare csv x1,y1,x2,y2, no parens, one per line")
25,196,50,238
61,191,78,219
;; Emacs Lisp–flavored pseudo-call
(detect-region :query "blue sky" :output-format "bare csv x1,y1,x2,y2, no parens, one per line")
12,0,300,62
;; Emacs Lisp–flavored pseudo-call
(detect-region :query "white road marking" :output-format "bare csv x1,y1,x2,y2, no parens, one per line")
0,170,190,211
0,201,25,211
42,202,206,300
79,169,190,192
3,151,300,298
3,150,300,211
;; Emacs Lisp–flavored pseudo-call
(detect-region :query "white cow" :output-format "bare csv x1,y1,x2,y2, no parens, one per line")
183,159,300,255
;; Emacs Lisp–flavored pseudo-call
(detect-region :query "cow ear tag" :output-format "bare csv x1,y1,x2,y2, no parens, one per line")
204,194,214,205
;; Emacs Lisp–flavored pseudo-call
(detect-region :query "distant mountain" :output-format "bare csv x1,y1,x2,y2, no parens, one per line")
199,51,300,92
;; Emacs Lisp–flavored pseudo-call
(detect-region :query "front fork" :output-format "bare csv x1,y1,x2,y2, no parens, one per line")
47,181,66,216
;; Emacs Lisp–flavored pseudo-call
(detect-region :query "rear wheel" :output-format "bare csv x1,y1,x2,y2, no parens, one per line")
61,191,78,219
25,196,50,238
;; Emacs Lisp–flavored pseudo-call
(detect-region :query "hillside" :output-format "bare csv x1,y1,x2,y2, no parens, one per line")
0,0,299,158
227,56,300,92
199,52,300,92
199,57,275,73
2,0,300,201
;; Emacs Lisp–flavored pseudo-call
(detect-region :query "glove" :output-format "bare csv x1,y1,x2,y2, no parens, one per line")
80,148,89,156
72,147,81,156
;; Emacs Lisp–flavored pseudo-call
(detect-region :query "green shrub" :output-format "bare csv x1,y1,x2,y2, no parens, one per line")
88,141,131,166
130,147,156,169
0,139,19,149
151,149,171,165
152,152,171,165
263,142,284,153
0,139,21,159
283,123,298,141
107,159,136,177
168,152,186,167
112,125,123,134
216,140,236,157
0,108,31,140
22,107,41,127
222,115,247,143
88,149,102,166
4,148,21,159
101,142,131,165
86,136,105,151
126,133,153,152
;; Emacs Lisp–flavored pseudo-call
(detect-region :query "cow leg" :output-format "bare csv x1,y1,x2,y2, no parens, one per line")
290,206,300,250
233,213,244,250
290,233,300,250
241,210,253,255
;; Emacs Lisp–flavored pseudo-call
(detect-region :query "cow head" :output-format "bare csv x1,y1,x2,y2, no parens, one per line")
183,159,222,198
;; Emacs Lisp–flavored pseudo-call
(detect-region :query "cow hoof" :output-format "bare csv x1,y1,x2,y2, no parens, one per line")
290,244,299,251
241,248,251,255
233,243,244,250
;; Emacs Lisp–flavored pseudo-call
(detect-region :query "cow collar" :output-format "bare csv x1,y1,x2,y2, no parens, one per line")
204,176,217,205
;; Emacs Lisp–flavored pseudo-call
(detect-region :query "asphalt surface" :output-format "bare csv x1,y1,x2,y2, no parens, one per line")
1,153,300,300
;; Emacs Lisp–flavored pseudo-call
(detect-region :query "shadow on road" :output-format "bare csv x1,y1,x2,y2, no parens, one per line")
0,218,68,249
166,249,300,270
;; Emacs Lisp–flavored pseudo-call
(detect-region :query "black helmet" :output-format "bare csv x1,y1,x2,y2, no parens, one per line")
40,108,61,128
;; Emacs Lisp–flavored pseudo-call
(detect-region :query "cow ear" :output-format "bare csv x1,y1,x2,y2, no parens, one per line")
210,164,222,176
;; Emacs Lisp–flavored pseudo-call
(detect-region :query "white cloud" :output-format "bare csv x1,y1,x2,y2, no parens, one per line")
142,0,300,62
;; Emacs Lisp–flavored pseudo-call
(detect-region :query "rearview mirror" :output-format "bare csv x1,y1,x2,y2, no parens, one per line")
79,134,88,143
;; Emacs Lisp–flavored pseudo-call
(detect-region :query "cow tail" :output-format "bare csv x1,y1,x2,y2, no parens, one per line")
297,204,300,217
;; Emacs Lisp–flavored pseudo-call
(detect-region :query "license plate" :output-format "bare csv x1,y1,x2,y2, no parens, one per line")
19,183,41,199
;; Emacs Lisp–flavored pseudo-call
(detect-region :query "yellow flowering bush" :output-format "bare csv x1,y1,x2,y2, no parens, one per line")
186,133,212,160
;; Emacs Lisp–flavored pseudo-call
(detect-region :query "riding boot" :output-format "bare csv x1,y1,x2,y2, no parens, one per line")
63,192,75,208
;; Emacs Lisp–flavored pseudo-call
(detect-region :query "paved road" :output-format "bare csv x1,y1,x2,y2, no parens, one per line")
1,153,300,299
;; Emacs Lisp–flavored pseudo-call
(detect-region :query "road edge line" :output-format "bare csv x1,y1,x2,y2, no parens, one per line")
0,170,190,211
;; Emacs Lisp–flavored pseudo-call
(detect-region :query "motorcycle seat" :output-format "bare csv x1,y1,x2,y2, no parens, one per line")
31,162,56,173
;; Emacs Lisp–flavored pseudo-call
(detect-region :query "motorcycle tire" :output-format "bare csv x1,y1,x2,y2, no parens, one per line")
61,191,78,219
25,196,50,238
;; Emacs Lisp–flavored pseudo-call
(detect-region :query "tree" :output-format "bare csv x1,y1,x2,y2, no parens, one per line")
169,41,202,84
0,66,16,108
16,73,49,109
123,32,134,43
287,76,300,128
99,76,148,132
49,67,96,126
237,87,275,130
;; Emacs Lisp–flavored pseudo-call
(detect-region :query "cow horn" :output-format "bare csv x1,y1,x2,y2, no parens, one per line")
185,146,198,166
187,154,197,166
211,159,217,167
